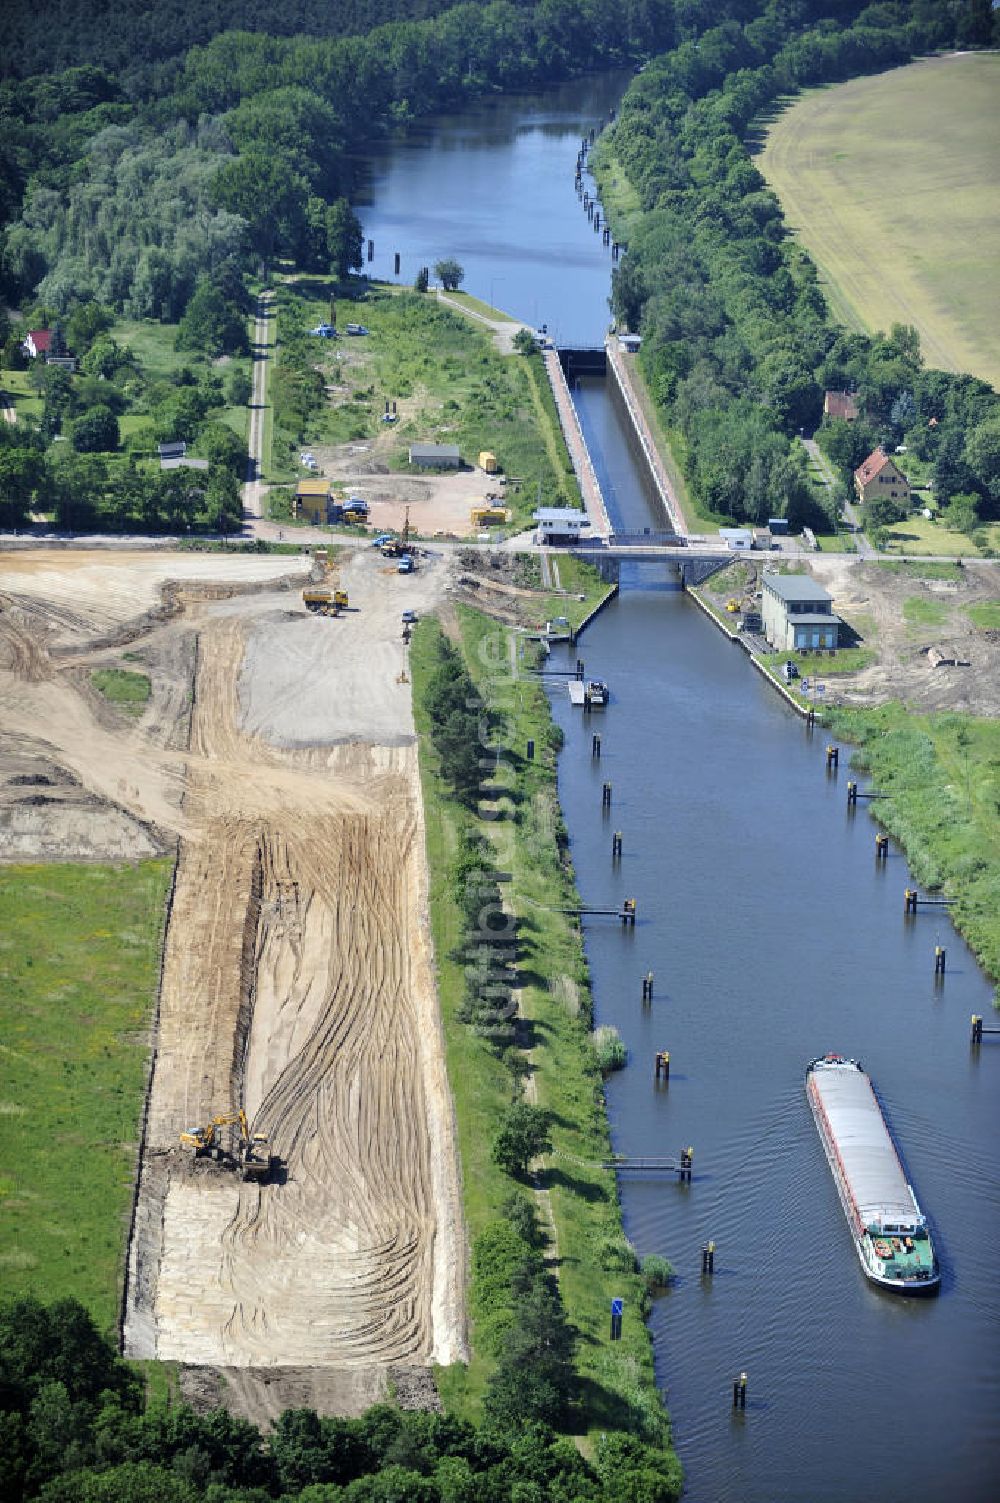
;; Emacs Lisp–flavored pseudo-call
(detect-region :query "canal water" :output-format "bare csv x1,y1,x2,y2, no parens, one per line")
355,71,630,346
356,73,1000,1503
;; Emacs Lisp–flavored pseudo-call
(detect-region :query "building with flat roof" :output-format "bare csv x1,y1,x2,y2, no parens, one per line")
409,443,461,468
719,527,753,551
761,572,842,651
534,507,588,544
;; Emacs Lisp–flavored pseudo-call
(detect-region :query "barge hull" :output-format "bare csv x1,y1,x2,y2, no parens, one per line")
806,1056,939,1293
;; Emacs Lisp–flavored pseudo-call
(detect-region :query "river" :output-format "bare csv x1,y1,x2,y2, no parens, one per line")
357,71,1000,1503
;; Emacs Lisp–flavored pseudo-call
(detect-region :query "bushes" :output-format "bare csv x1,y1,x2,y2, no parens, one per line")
592,1024,626,1074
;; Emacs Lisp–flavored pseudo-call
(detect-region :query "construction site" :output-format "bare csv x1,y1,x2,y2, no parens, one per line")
0,544,466,1423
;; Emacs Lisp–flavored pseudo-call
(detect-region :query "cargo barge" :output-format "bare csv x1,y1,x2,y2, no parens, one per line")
806,1055,939,1293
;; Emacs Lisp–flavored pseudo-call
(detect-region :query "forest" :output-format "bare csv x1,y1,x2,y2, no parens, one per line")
0,0,688,532
602,0,1000,533
0,1291,680,1501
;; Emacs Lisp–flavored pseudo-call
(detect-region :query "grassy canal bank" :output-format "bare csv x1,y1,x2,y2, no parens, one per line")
824,705,1000,999
411,598,682,1487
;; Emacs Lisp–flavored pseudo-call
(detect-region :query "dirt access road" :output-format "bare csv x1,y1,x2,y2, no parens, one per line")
0,545,465,1421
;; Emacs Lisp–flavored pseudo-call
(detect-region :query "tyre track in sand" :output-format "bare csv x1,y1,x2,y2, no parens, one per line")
127,558,466,1408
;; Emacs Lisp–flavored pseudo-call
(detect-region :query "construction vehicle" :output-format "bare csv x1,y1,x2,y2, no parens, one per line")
471,505,508,527
302,587,347,615
726,598,741,613
179,1109,273,1183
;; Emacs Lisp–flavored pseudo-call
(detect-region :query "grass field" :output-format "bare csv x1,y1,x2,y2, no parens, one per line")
881,514,1000,557
0,860,173,1332
756,53,1000,389
91,668,152,715
826,706,1000,994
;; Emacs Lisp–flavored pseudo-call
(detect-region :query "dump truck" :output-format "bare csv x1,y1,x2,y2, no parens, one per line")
479,450,499,474
303,588,340,616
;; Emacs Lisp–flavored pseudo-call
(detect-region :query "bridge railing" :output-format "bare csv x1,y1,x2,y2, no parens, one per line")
592,530,689,548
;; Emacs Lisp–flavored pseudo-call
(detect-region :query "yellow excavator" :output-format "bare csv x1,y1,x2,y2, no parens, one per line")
179,1109,273,1183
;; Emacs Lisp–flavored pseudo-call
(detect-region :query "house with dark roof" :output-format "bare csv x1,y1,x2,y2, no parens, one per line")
854,448,910,507
824,390,859,422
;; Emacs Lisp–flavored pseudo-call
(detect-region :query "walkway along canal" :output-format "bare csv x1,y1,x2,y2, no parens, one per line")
357,72,1000,1503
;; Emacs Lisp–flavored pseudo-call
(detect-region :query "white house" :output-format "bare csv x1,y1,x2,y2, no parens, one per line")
534,507,588,544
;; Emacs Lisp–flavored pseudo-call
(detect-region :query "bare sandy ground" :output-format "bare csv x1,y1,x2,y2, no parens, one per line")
308,434,504,537
809,558,1000,714
0,545,466,1422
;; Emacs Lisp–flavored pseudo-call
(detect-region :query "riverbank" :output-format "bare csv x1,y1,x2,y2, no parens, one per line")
411,604,682,1484
685,558,1000,1000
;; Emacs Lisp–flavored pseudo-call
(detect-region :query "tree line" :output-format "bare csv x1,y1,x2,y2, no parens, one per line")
0,1290,680,1500
604,0,1000,533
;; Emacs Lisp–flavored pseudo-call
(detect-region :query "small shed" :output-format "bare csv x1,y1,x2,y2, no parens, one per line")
719,528,753,551
618,333,642,354
534,507,587,544
158,441,187,462
295,478,334,524
409,443,461,469
768,517,789,535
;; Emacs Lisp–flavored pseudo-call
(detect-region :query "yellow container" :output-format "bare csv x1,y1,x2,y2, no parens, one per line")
479,450,498,474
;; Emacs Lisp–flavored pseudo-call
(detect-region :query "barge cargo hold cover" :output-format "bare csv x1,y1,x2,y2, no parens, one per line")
806,1055,939,1293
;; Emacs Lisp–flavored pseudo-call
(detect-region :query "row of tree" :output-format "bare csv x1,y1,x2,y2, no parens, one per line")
0,1294,680,1500
605,0,1000,530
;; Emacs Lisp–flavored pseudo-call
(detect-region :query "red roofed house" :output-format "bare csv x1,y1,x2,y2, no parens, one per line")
854,448,910,506
23,329,52,359
824,390,859,422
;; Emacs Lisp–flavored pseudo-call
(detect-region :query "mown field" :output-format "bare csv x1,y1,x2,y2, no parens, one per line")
0,860,173,1331
756,53,1000,390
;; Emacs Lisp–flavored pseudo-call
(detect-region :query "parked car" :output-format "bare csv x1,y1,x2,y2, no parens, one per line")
397,555,414,574
345,323,369,336
372,533,394,547
401,609,418,624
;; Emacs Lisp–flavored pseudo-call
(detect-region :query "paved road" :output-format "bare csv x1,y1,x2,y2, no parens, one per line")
803,437,874,557
243,291,273,522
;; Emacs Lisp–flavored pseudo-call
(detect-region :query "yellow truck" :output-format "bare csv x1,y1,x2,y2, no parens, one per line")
478,450,499,474
302,588,348,615
471,505,508,527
